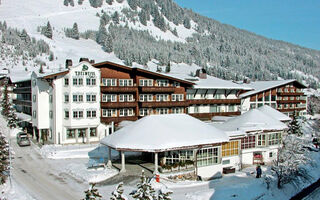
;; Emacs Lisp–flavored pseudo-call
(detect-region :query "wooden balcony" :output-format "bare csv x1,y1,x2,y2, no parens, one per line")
277,92,304,96
277,107,306,112
189,112,241,120
140,101,189,108
277,99,306,104
100,86,137,93
101,116,138,124
12,99,32,107
139,86,176,93
188,99,241,105
13,87,31,94
101,102,138,108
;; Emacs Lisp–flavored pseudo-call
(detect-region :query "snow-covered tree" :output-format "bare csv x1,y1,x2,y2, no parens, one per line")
1,79,10,118
89,0,103,8
183,17,191,29
0,133,9,184
130,170,156,200
43,21,53,39
71,22,80,40
97,22,107,45
7,105,18,129
112,11,120,24
106,0,113,5
103,34,113,53
271,135,311,188
287,111,302,136
110,182,127,200
82,183,102,200
157,189,172,200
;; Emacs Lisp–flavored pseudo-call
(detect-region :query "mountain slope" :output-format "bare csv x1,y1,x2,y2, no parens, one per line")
0,0,319,87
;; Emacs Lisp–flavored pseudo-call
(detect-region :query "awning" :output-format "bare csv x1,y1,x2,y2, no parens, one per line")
16,112,32,123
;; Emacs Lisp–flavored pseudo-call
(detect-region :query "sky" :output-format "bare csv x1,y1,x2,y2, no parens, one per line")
175,0,320,51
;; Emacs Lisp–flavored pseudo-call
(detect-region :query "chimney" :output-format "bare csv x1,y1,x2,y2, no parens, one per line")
196,68,207,79
243,78,251,84
79,57,89,62
65,59,73,68
89,59,95,64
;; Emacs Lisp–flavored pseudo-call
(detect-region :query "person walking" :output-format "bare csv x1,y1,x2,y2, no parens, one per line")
256,165,262,178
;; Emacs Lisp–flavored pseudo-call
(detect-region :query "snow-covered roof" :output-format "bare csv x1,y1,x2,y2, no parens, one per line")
211,116,234,123
9,72,32,83
258,105,291,122
100,114,229,152
191,75,252,90
213,109,288,137
240,79,306,98
16,112,32,122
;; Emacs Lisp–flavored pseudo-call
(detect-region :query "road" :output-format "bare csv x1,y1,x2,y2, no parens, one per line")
11,137,85,200
303,186,320,200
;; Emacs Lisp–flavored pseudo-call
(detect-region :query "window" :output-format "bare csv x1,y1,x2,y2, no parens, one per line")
139,108,152,116
241,136,256,149
257,134,266,146
32,80,36,87
64,78,69,86
139,79,153,86
269,152,273,158
172,94,184,101
78,78,83,85
102,78,117,86
32,95,36,102
66,129,75,139
173,81,180,87
139,94,153,102
119,94,134,102
265,95,270,101
194,106,199,113
90,128,97,137
156,108,169,114
258,97,263,102
102,94,117,102
102,109,117,117
73,78,77,85
119,108,134,117
156,79,169,87
210,105,217,113
86,78,96,86
119,79,133,86
49,95,53,103
156,94,169,102
86,94,96,102
222,141,239,157
172,107,184,114
73,94,83,102
49,111,53,119
250,104,257,109
73,111,83,119
65,111,69,119
213,94,222,99
87,110,97,118
197,147,220,167
271,95,276,101
33,110,36,119
268,132,281,146
165,150,194,165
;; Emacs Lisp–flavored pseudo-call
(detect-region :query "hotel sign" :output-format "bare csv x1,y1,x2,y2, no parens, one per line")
75,65,95,78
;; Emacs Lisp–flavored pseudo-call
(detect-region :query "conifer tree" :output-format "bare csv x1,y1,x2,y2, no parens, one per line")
7,105,18,129
104,34,113,53
157,189,172,200
112,11,120,24
0,134,9,184
44,21,53,39
82,183,102,200
288,111,302,136
1,79,10,118
130,170,156,200
110,182,127,200
71,22,80,40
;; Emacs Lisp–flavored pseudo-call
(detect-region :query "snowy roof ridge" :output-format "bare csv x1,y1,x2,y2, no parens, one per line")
240,79,306,98
213,109,288,136
257,105,291,122
191,75,253,90
100,114,229,152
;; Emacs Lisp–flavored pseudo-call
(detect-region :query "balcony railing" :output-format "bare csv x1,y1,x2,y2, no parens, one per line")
189,112,241,120
101,116,138,124
12,99,32,107
277,107,305,112
101,102,138,108
277,92,304,96
188,99,241,105
100,86,137,93
139,86,176,93
13,87,31,94
140,101,189,108
276,100,306,104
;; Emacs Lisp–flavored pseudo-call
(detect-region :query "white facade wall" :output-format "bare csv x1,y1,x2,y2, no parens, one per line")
241,146,279,165
221,156,241,171
198,164,223,179
31,62,106,144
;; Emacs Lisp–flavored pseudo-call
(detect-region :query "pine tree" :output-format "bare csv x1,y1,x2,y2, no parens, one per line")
288,111,302,136
0,133,9,184
183,17,191,29
7,105,18,129
97,22,107,45
1,79,10,118
104,34,113,53
82,183,102,200
165,62,171,73
71,22,79,40
44,21,53,39
157,189,172,200
112,11,120,24
110,182,127,200
130,170,156,200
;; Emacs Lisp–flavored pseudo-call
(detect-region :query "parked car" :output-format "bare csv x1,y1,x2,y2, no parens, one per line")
17,132,31,147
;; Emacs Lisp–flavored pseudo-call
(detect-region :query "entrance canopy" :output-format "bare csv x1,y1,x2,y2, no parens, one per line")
100,114,228,152
15,112,32,122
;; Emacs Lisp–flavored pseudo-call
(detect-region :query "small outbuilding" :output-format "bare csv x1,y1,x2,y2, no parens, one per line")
100,114,229,179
